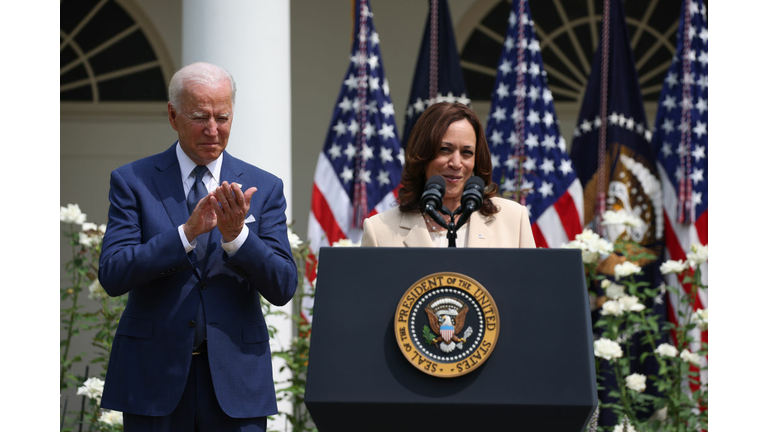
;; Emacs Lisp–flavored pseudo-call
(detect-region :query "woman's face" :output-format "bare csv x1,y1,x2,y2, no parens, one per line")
424,119,477,212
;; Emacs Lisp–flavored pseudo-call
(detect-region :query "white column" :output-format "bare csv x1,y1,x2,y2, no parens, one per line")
181,1,293,429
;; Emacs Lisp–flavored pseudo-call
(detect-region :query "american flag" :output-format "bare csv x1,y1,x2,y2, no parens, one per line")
650,0,708,395
486,0,584,248
306,0,403,322
401,0,470,148
569,0,665,425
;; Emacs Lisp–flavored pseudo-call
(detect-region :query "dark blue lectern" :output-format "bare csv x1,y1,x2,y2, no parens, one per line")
305,247,597,431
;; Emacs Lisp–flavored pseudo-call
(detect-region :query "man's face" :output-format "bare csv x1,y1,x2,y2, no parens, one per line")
168,80,233,165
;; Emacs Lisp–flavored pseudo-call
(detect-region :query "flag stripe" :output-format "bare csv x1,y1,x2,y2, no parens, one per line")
553,189,583,241
695,209,707,245
311,183,347,246
535,206,566,248
531,222,548,248
313,154,353,236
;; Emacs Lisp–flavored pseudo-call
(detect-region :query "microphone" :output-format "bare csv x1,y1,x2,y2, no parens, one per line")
421,175,448,229
420,175,446,212
460,176,484,213
456,176,484,228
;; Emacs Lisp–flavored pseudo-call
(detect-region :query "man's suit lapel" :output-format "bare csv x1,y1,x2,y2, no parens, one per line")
402,212,433,247
152,145,189,229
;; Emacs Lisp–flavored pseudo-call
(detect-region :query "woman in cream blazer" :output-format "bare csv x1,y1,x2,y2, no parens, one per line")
361,102,535,249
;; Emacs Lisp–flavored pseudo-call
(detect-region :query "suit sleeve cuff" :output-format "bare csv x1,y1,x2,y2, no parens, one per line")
178,225,196,253
221,225,249,257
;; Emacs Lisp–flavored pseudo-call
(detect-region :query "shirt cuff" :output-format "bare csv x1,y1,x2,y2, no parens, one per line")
221,225,249,256
178,225,196,254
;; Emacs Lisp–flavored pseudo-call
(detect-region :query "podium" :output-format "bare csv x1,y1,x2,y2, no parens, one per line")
305,247,597,431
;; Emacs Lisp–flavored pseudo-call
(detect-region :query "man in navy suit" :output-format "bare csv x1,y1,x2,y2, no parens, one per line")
98,62,298,431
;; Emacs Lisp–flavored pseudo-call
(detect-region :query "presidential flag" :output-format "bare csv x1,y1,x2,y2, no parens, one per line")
569,0,666,425
306,0,403,322
650,0,708,394
570,0,664,255
486,0,584,248
402,0,470,148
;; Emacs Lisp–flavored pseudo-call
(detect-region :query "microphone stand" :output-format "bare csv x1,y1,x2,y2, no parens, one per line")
428,205,466,248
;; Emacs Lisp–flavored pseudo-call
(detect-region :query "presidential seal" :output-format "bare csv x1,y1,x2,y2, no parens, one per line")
394,272,500,378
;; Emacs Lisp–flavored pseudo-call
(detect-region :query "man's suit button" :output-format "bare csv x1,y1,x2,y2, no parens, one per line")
188,320,195,327
200,283,207,290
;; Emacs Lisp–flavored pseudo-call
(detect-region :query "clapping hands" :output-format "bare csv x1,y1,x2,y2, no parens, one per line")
183,181,257,243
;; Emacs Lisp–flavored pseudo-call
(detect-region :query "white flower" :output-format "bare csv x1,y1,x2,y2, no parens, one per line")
79,222,106,247
687,243,708,266
98,409,123,426
60,203,87,224
625,373,647,392
602,280,625,299
594,337,623,361
287,227,303,250
612,423,637,432
79,232,95,246
680,349,702,366
655,343,679,357
660,259,687,275
88,279,108,300
579,229,614,255
692,308,708,331
332,239,360,247
600,300,624,316
614,261,642,279
564,229,613,264
76,377,105,402
602,209,643,228
563,240,599,264
618,295,646,312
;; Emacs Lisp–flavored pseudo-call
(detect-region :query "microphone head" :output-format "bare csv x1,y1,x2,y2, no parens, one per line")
464,176,484,190
425,175,446,192
461,176,485,211
421,175,446,211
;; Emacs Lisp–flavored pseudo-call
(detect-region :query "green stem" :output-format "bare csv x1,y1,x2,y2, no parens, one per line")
612,360,637,426
639,309,663,367
61,228,83,390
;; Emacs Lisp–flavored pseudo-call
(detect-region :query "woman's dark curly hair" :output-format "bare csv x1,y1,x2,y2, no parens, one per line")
398,102,499,216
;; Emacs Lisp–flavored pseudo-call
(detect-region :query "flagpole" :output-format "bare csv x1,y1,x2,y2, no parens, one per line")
429,0,438,101
514,0,526,206
352,0,369,228
678,0,694,224
596,0,611,235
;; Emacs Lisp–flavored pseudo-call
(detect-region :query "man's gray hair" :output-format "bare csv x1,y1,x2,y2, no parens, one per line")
168,62,237,110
